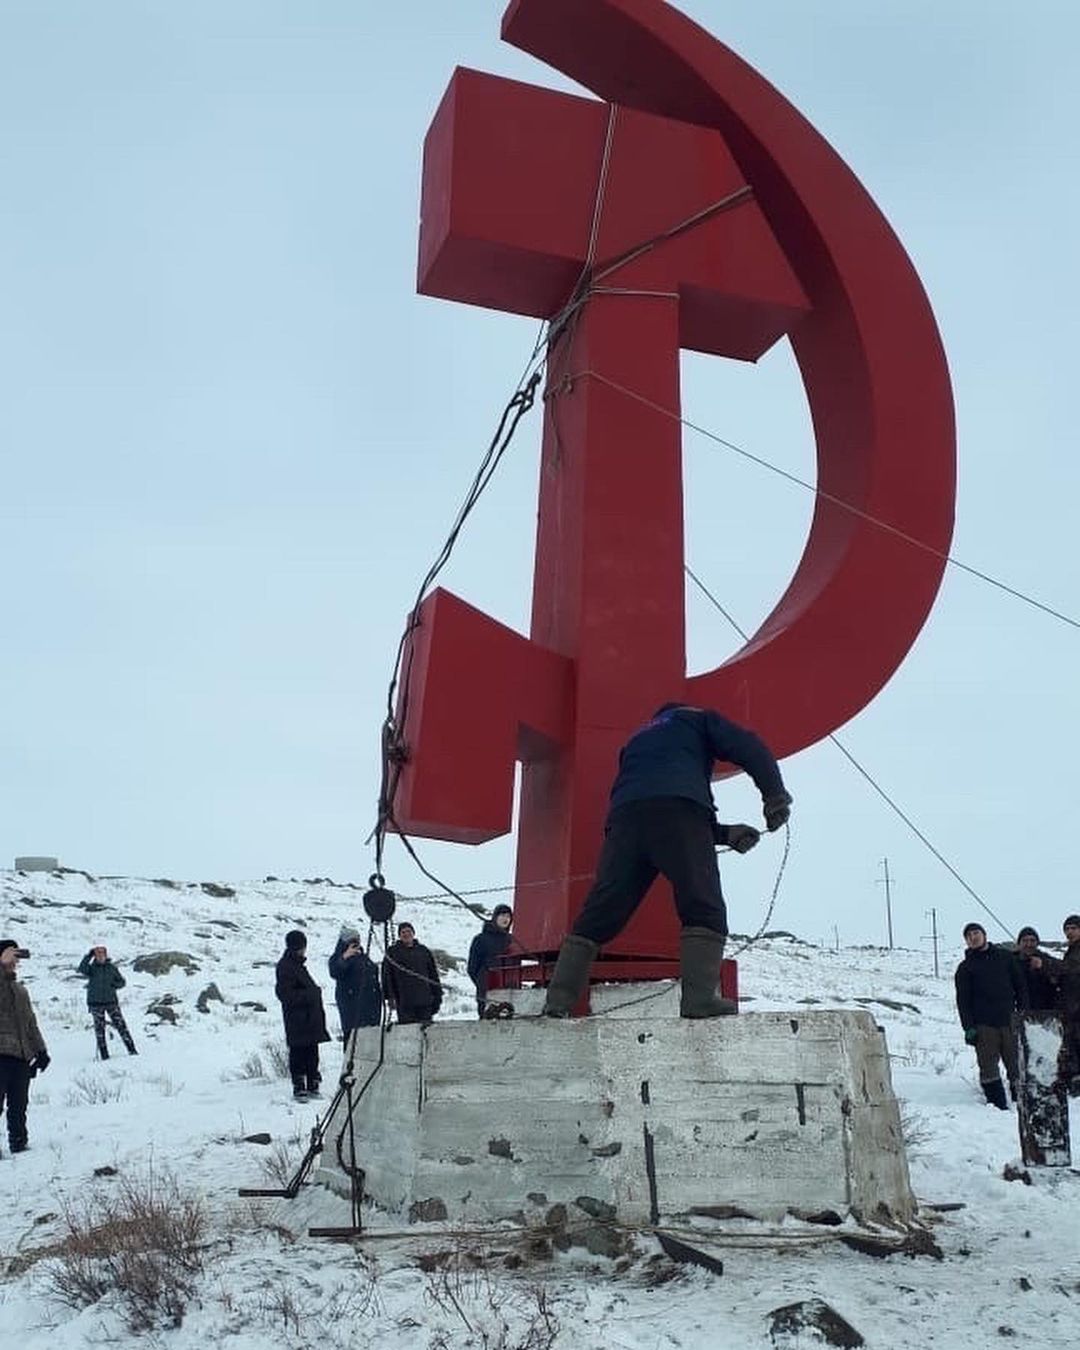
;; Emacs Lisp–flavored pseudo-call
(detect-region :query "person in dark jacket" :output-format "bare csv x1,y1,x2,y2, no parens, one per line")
328,925,382,1037
77,944,137,1059
0,940,49,1155
543,703,792,1019
468,905,514,1019
275,930,330,1100
1014,926,1058,1013
1041,914,1080,1093
954,921,1025,1109
382,923,442,1025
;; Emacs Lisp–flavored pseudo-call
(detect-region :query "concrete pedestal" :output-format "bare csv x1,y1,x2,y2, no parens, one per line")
317,1000,914,1226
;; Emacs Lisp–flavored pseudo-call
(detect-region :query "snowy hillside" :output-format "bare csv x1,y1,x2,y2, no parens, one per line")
1,867,1077,1349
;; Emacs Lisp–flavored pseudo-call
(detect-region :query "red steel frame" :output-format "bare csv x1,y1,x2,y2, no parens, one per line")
392,0,955,989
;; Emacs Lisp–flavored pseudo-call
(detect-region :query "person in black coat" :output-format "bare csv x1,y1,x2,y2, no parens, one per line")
954,921,1025,1109
328,925,382,1037
1015,926,1059,1013
467,905,514,1019
275,930,330,1100
543,703,792,1019
382,923,442,1025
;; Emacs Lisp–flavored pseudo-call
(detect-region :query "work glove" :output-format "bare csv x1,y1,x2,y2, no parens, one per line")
964,1028,979,1046
29,1050,50,1076
762,790,793,832
723,824,761,854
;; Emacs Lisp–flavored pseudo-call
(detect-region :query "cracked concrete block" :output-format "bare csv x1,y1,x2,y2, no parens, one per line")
316,1004,913,1226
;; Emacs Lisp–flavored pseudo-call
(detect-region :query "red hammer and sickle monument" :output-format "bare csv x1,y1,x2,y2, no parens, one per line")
391,0,955,975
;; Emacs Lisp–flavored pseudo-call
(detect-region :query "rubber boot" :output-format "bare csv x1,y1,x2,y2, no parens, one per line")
542,935,599,1018
679,927,737,1018
982,1077,1009,1110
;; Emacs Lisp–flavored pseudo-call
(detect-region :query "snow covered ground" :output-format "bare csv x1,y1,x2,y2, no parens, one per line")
1,867,1077,1348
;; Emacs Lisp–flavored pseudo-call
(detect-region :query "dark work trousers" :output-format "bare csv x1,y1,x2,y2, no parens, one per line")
288,1044,320,1085
572,797,728,945
91,1003,136,1058
975,1024,1019,1088
0,1054,32,1150
1060,1017,1080,1089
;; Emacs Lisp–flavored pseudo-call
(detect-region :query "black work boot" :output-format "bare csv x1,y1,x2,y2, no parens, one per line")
292,1078,309,1101
679,927,737,1018
306,1074,322,1100
982,1077,1009,1110
542,935,599,1017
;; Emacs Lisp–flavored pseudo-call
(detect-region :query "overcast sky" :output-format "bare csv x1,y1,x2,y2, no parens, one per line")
2,1,1077,954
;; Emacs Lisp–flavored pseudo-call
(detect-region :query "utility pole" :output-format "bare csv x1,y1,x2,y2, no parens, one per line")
924,907,940,979
877,857,895,949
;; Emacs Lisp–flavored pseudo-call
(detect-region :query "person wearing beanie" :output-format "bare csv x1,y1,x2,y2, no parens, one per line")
1014,926,1058,1013
542,703,791,1019
1036,916,1080,1094
0,940,49,1154
954,922,1025,1110
327,925,382,1038
381,923,442,1025
274,930,330,1100
467,905,516,1019
77,943,137,1059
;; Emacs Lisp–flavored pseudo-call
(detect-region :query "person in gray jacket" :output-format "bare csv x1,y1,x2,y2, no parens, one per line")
77,944,137,1059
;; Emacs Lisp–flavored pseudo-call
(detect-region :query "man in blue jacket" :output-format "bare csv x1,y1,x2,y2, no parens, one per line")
543,703,791,1019
468,905,514,1019
328,926,383,1038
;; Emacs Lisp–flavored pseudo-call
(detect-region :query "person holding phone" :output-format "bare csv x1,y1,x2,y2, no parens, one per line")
328,925,382,1038
0,939,49,1154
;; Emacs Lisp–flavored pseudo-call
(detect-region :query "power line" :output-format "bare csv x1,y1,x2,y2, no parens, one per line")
590,370,1079,632
684,563,1015,938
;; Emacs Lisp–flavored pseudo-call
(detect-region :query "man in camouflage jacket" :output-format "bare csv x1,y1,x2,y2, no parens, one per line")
1039,915,1080,1093
0,939,49,1154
